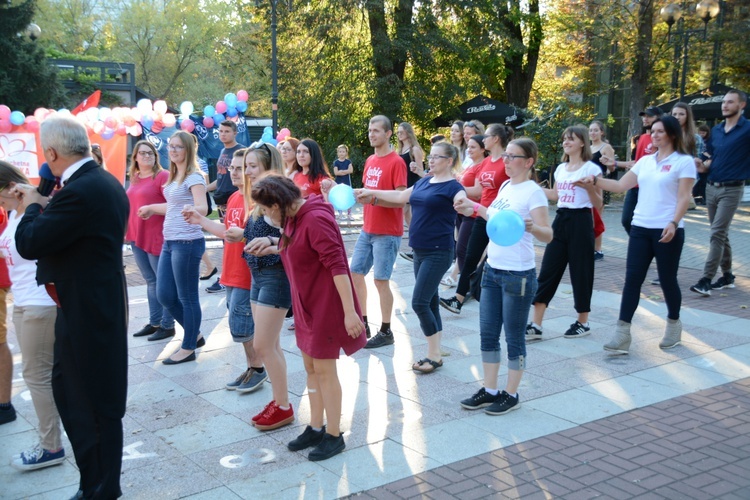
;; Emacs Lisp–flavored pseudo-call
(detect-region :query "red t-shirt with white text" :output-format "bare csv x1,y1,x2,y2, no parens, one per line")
362,151,408,236
477,156,509,207
220,191,251,289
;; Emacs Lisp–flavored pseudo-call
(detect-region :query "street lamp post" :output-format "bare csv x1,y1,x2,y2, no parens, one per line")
25,23,41,42
256,0,292,135
660,0,721,101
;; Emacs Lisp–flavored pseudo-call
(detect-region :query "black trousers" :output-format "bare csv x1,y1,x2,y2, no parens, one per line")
456,217,489,298
533,208,595,313
53,318,123,499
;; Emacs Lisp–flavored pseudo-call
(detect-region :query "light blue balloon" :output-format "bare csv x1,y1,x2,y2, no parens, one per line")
225,93,238,107
9,111,25,126
263,126,272,134
236,101,248,113
204,105,216,117
328,184,356,211
486,209,525,247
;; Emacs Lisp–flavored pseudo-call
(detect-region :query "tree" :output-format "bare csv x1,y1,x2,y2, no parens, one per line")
0,0,66,112
35,0,110,56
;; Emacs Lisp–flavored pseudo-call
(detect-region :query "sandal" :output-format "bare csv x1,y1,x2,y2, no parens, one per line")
440,276,457,287
412,358,443,373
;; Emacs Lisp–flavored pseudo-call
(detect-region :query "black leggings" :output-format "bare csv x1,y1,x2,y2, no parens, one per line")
620,225,684,322
534,208,595,313
456,217,488,298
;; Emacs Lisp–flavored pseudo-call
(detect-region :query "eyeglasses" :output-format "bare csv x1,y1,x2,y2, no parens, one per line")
137,151,155,157
426,155,451,161
500,153,528,161
167,145,185,151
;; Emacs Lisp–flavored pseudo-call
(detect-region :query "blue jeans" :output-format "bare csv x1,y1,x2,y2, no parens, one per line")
479,265,537,370
250,265,292,310
226,286,254,342
620,225,684,322
349,231,401,281
156,239,205,350
131,244,174,329
412,248,453,337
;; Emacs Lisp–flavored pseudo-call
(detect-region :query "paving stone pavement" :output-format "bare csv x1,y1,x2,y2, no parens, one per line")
2,200,749,499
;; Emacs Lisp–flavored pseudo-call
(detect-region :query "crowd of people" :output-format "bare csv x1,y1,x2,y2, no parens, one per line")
0,88,747,497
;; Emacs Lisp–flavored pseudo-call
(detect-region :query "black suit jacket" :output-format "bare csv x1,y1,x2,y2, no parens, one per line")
16,160,130,418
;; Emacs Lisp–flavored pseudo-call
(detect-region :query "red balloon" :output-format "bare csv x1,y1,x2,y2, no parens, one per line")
115,124,128,136
202,117,214,128
0,105,10,120
152,122,164,134
180,119,195,132
0,120,11,133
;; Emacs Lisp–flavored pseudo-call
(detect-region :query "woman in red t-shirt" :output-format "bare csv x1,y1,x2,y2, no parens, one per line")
440,124,515,314
293,138,334,200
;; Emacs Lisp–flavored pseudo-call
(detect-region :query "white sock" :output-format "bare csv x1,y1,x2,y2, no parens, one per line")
532,323,542,330
311,426,323,432
485,388,499,396
278,405,289,411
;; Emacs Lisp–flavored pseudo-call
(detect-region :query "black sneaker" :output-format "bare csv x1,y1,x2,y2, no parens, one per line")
364,329,394,349
484,391,520,416
399,251,414,262
288,425,326,451
526,323,543,341
460,388,500,410
439,296,462,314
206,278,225,293
650,277,661,286
308,432,345,461
711,273,736,290
690,278,712,297
365,323,371,339
564,321,590,338
594,251,604,261
0,404,16,425
133,324,158,337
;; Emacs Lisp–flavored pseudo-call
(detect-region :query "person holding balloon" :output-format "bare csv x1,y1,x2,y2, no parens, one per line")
357,142,467,372
526,125,602,341
333,145,354,220
455,138,552,415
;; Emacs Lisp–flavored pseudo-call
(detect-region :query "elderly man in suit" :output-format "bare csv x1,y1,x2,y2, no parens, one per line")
15,116,129,499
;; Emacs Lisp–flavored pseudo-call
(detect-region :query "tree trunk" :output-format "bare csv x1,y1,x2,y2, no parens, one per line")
365,0,415,120
628,0,654,145
501,0,543,108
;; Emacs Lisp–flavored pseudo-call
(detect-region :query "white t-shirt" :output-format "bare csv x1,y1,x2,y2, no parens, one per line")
0,211,56,307
553,161,602,209
631,151,696,229
162,172,206,241
486,180,548,271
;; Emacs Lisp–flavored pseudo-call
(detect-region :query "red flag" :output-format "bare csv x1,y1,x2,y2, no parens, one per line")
71,90,102,115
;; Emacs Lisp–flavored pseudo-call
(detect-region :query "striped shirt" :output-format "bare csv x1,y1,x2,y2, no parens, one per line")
162,172,206,241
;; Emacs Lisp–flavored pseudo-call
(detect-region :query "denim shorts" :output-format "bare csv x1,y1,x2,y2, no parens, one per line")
251,265,292,309
349,231,401,281
225,286,254,342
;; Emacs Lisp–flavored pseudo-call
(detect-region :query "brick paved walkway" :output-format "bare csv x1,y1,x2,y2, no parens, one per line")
357,377,750,499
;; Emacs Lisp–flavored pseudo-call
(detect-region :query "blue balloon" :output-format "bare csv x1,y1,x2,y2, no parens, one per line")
226,106,238,117
328,184,356,211
486,209,526,247
236,101,248,113
9,111,25,126
225,93,238,107
213,113,225,124
141,115,154,129
101,128,115,140
204,105,216,117
263,126,272,134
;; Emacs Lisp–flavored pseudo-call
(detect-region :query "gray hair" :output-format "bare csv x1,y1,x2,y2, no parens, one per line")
40,116,90,157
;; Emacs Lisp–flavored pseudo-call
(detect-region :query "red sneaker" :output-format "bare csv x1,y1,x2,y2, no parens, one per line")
252,401,276,423
254,402,294,431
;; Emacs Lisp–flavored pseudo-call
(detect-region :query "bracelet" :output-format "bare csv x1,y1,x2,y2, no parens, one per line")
473,203,480,215
267,236,274,246
669,220,678,228
372,197,379,206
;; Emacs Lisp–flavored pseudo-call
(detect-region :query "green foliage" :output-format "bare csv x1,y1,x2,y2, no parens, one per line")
0,0,66,112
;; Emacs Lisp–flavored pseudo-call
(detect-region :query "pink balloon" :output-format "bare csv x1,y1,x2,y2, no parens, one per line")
25,117,39,133
115,124,128,136
237,90,249,102
34,108,47,122
279,127,290,135
0,120,11,133
0,105,10,120
180,119,195,132
154,100,168,115
215,101,228,114
202,117,214,128
152,122,164,134
93,121,105,134
104,116,117,129
276,131,289,142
